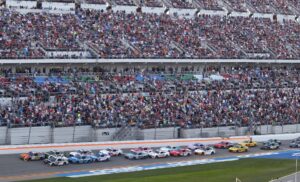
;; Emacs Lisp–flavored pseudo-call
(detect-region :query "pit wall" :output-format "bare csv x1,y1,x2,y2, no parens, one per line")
1,124,300,145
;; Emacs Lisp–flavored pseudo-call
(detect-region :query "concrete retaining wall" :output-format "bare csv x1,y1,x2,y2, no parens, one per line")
180,126,238,138
142,127,178,140
28,126,51,144
53,127,74,143
94,128,118,142
0,127,7,145
10,127,30,145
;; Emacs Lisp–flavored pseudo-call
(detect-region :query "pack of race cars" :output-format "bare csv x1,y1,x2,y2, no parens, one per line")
19,138,297,166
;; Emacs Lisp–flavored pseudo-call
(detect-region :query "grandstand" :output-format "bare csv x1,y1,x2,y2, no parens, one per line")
0,0,299,145
0,0,299,60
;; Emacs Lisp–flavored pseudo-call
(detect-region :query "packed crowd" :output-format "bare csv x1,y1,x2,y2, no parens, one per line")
0,66,299,128
1,8,300,59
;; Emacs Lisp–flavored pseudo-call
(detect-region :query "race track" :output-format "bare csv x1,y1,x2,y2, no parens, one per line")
0,140,294,182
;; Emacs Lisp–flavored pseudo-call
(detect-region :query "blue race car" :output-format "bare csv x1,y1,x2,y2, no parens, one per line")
68,154,93,164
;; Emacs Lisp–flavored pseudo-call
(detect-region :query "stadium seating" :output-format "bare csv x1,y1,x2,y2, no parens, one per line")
1,8,300,60
0,66,299,129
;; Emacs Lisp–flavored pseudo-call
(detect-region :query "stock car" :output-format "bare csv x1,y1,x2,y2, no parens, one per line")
188,143,205,150
68,154,93,164
44,155,69,166
169,149,192,157
130,147,153,154
240,140,257,147
100,148,123,156
160,146,182,152
20,152,45,161
187,143,204,150
124,151,149,160
44,150,65,159
194,147,216,155
91,153,111,162
214,141,235,149
261,142,280,150
228,145,249,153
263,139,281,145
148,150,170,159
289,140,300,148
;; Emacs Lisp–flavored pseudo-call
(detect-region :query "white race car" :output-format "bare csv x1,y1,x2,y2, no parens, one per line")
159,146,181,152
131,147,153,154
45,155,69,166
100,148,123,156
148,150,170,159
194,147,216,155
93,153,111,162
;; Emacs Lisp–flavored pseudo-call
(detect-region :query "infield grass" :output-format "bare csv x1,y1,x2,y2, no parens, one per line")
26,158,297,182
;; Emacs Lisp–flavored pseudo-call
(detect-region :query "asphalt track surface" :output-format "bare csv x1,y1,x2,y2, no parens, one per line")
0,140,294,182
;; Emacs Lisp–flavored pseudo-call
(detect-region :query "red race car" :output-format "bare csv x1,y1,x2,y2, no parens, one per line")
169,149,192,157
214,141,235,149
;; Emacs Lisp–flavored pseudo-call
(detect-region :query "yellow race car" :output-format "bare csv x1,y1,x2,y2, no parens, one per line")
228,145,249,153
240,140,257,147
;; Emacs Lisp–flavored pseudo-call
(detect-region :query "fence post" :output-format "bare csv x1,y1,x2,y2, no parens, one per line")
51,123,55,144
28,124,32,144
5,126,9,145
72,125,76,143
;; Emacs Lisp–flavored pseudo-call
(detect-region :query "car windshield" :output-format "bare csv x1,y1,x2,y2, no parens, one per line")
49,156,56,162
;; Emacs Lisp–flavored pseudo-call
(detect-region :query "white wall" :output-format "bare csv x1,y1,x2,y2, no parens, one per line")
94,128,118,141
28,126,51,144
142,127,177,140
6,0,36,8
81,4,107,11
10,127,30,145
0,127,7,145
142,7,165,14
53,127,74,143
42,2,75,11
73,126,92,142
112,5,137,13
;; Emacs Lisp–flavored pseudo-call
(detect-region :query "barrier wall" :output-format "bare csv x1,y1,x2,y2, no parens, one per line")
0,127,7,145
180,126,238,138
10,127,31,145
28,126,51,144
94,128,118,142
3,133,300,155
53,127,75,143
2,124,300,145
142,127,178,140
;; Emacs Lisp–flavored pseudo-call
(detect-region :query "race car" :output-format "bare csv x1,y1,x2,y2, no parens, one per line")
290,140,300,148
240,140,257,147
188,143,205,150
148,150,170,159
124,151,149,160
44,150,65,159
130,147,153,154
160,146,182,152
44,155,69,166
78,150,95,157
228,145,249,153
91,153,111,162
100,148,123,156
214,141,235,149
68,154,93,164
194,147,216,155
260,142,280,150
169,149,192,157
263,139,281,146
20,152,45,161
